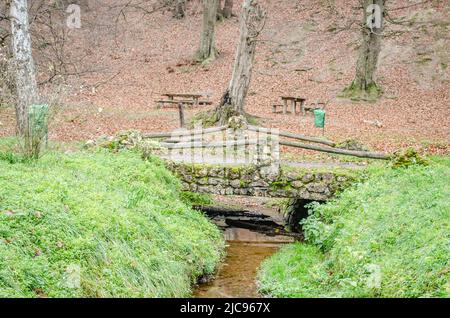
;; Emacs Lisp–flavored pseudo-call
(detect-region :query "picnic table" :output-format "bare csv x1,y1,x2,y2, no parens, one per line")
156,93,212,109
282,96,307,115
272,96,307,115
272,97,327,116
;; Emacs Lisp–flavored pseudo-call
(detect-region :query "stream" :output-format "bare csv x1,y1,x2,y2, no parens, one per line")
194,208,298,298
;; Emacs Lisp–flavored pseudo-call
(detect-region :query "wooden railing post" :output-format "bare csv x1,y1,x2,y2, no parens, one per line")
178,103,185,128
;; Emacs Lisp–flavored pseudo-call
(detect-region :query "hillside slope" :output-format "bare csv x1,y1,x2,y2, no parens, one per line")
0,150,224,297
258,158,450,297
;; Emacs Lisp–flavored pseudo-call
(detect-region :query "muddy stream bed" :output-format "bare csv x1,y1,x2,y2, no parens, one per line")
194,207,299,298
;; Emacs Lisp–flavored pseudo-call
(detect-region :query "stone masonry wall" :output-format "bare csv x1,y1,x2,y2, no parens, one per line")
166,162,359,201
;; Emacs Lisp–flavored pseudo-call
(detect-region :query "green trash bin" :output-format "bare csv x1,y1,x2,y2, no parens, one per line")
314,109,325,128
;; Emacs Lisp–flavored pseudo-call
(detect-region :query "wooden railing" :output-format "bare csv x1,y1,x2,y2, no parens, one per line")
143,125,390,160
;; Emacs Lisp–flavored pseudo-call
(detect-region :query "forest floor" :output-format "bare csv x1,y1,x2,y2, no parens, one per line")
0,0,448,157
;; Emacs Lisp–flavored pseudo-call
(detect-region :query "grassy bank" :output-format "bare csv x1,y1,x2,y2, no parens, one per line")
258,158,449,298
0,149,224,297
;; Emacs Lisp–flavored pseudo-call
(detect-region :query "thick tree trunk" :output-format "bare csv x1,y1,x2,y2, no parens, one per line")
10,0,39,139
344,0,384,100
195,0,218,63
173,0,186,19
222,0,234,18
215,0,265,125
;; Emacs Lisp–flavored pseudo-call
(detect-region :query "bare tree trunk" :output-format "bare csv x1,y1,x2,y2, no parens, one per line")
343,0,384,101
0,1,14,108
216,0,223,20
10,0,39,141
215,0,265,125
222,0,233,18
173,0,186,19
194,0,218,63
10,0,46,159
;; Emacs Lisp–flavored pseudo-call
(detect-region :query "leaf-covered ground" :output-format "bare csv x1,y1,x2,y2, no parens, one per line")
0,0,448,155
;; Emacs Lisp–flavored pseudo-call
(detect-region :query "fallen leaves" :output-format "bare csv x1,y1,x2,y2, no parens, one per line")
0,0,448,155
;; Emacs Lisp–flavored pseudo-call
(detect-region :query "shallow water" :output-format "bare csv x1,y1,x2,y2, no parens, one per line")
194,227,294,298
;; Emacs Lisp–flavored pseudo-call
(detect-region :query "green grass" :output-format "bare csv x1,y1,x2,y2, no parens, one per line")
258,158,450,298
0,149,224,297
257,244,326,297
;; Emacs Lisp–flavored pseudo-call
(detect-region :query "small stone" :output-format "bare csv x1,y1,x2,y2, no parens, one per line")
309,192,326,201
253,188,267,197
241,174,253,183
228,169,240,179
337,176,348,182
230,180,241,188
225,187,234,195
196,168,208,178
285,171,299,181
208,178,221,185
302,173,314,183
307,183,328,193
292,181,303,188
264,172,279,182
210,168,225,177
198,185,211,193
321,173,334,184
273,190,291,197
298,190,311,199
251,180,269,187
236,189,249,195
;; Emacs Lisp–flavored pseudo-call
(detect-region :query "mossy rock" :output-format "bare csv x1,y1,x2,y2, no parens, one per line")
391,148,429,168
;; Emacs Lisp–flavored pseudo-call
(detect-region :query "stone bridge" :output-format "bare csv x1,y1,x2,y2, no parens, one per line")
166,161,362,201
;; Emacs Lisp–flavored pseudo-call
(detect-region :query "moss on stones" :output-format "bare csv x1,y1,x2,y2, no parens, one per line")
391,148,429,168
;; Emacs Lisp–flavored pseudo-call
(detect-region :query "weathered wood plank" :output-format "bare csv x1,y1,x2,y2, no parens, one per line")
248,125,336,147
161,138,260,149
143,125,228,139
279,140,389,160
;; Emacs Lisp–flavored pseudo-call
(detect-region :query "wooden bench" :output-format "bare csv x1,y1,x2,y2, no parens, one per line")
272,96,307,115
272,104,284,113
273,104,297,113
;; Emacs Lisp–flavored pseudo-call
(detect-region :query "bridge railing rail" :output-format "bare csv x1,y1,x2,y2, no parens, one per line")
143,124,390,161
